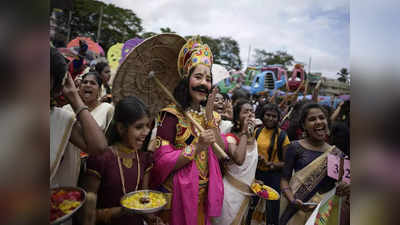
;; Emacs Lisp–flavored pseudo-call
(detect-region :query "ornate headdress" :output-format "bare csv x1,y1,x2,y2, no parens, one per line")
177,36,213,78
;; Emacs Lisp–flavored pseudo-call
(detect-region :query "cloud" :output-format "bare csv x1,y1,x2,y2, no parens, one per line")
103,0,349,78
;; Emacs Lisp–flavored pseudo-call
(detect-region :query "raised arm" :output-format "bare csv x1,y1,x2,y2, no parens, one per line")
330,100,344,122
226,116,254,165
269,90,278,104
303,80,309,96
64,73,107,155
312,80,322,103
279,92,290,109
291,80,305,103
206,88,228,159
226,134,248,166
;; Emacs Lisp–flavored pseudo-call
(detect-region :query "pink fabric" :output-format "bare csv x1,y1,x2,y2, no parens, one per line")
151,135,228,225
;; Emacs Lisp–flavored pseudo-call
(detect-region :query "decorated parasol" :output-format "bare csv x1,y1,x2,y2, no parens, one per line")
120,38,143,64
212,64,230,84
67,37,105,56
112,34,229,159
112,34,186,120
57,47,96,62
107,43,123,72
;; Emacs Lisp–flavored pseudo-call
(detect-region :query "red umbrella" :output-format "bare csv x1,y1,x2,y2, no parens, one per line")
57,47,96,62
67,37,104,56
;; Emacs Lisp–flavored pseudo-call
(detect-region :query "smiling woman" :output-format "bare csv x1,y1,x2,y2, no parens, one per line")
63,71,114,134
95,62,113,103
279,103,350,225
62,71,114,171
80,96,159,225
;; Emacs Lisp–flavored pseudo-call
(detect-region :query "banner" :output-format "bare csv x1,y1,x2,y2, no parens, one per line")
305,188,341,225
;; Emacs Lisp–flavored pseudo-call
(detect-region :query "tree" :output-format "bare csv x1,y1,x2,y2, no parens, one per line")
218,37,242,70
55,0,143,51
140,31,158,39
160,27,176,33
337,68,349,83
253,49,294,69
138,27,176,39
185,35,242,70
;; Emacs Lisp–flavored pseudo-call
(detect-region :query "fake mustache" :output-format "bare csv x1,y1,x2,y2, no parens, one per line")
192,85,210,94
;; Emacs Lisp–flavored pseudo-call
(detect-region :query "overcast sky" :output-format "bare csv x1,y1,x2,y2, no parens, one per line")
102,0,349,79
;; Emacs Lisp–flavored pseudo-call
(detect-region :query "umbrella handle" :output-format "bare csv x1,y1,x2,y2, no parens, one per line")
183,111,229,159
149,72,229,159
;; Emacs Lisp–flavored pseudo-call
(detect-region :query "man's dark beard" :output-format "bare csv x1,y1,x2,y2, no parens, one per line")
192,85,210,94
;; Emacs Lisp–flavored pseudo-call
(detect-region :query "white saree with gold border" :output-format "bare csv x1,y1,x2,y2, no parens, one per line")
212,139,258,225
50,107,80,188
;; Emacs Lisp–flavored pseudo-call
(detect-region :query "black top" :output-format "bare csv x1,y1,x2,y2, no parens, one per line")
282,141,337,195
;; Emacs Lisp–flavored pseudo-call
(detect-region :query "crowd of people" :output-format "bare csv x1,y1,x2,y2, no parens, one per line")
50,35,350,225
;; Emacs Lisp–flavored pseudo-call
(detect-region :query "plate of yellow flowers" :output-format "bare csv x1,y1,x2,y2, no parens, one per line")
121,190,167,214
251,183,280,200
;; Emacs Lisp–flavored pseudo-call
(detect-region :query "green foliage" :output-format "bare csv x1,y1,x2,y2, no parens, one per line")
139,27,176,39
185,35,242,70
218,37,242,70
55,0,143,51
52,1,242,70
160,27,176,33
253,49,294,69
141,32,158,39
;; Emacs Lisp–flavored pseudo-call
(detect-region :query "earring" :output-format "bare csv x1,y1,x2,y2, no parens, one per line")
302,130,308,138
235,121,240,129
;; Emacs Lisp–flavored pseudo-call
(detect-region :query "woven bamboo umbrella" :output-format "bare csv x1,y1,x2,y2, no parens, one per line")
112,33,186,119
112,33,229,159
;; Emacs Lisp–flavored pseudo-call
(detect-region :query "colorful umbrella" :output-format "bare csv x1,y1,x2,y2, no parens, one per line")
107,43,123,71
67,37,105,56
112,34,186,120
119,38,143,64
57,47,96,62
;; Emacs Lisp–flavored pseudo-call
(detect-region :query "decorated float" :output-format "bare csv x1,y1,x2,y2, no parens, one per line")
287,64,305,91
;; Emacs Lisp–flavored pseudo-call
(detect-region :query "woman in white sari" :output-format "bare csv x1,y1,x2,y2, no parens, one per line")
213,99,258,225
50,47,108,188
63,71,114,132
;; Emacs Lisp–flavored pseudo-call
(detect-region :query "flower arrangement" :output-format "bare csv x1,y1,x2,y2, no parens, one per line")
251,183,280,200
